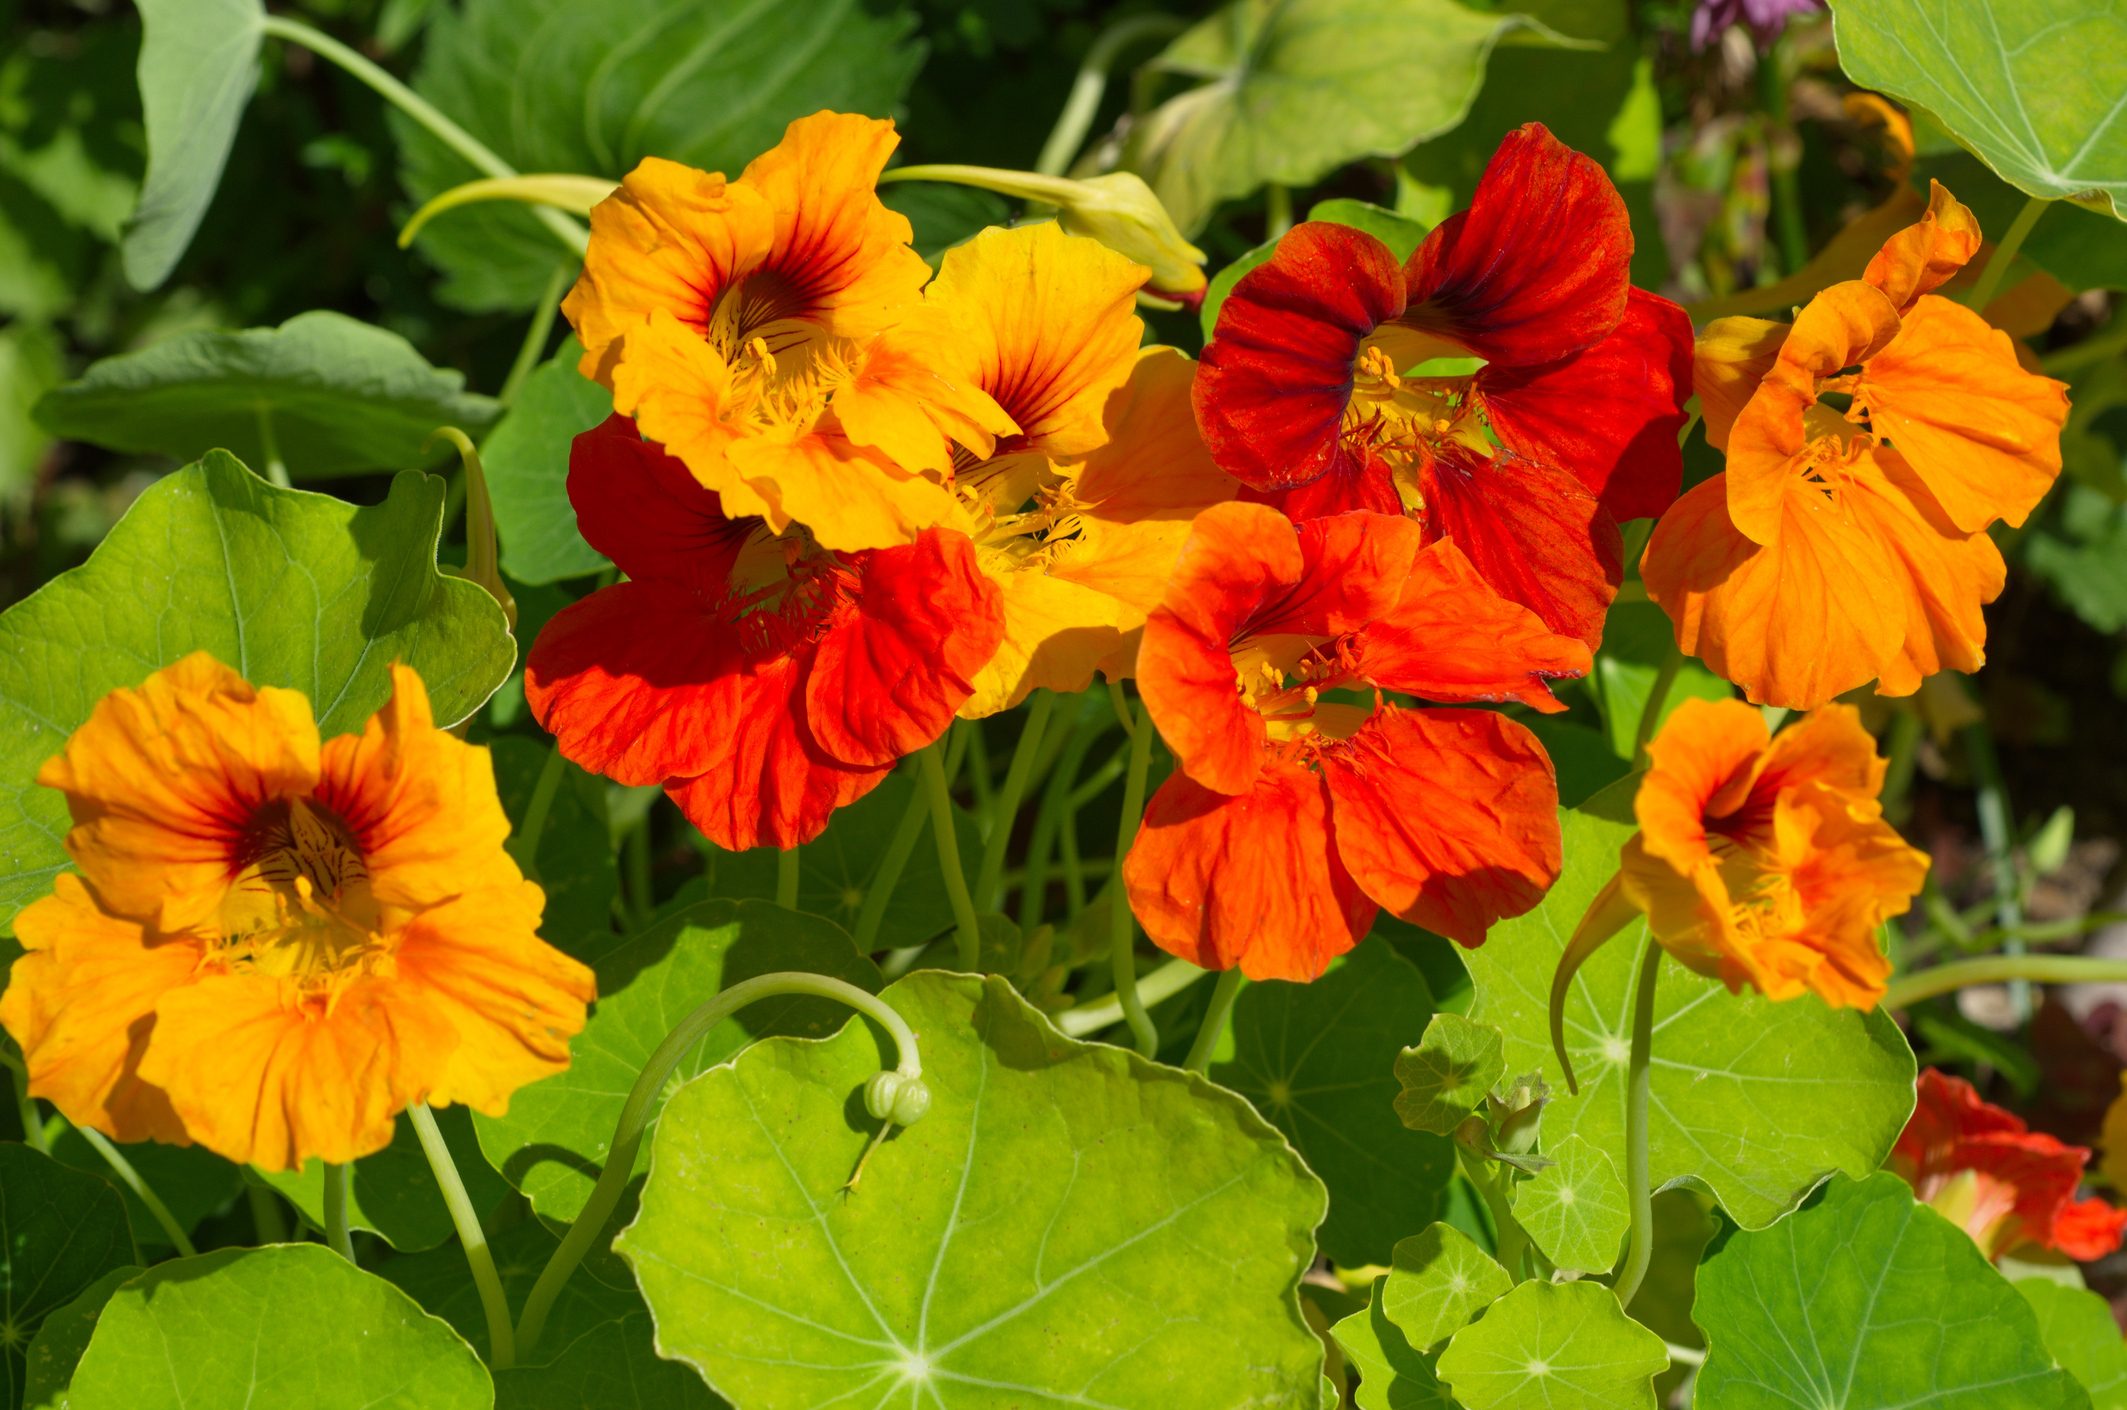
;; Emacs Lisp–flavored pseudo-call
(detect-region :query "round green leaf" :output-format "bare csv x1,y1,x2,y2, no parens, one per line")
1462,801,1917,1229
1832,0,2127,218
124,0,265,288
397,0,924,311
620,971,1329,1409
1436,1280,1668,1410
1695,1173,2089,1409
63,1244,492,1409
1215,942,1454,1268
255,1104,510,1252
1509,1133,1629,1274
1379,1223,1512,1353
1393,1012,1507,1136
475,899,881,1222
2020,1279,2127,1408
0,452,515,932
21,1265,139,1410
1331,1282,1453,1410
0,1144,135,1407
34,311,502,477
484,343,612,586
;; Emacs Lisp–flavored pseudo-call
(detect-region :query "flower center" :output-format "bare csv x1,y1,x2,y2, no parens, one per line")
217,798,388,997
703,287,864,439
1231,638,1371,749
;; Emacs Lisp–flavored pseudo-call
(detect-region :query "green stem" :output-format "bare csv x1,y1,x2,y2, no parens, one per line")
963,724,996,817
1614,937,1662,1308
1759,39,1808,275
515,743,566,877
1057,958,1207,1036
248,1182,289,1244
1963,720,2030,1020
75,1124,197,1257
10,1062,48,1154
776,846,800,910
1633,644,1684,765
1880,710,1922,823
408,1104,514,1369
255,407,290,488
974,691,1055,912
1457,1146,1530,1278
322,1162,355,1261
500,266,569,406
260,15,587,256
1265,183,1293,240
1021,710,1108,932
1034,13,1186,176
851,779,931,951
1108,697,1158,1058
920,741,984,970
515,973,922,1359
1183,970,1245,1072
1968,196,2047,312
1881,955,2127,1011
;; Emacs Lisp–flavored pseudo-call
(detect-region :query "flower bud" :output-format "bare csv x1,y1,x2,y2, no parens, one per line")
865,1070,933,1127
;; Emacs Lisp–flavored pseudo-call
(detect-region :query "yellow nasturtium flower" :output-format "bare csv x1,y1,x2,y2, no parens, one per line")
0,655,594,1171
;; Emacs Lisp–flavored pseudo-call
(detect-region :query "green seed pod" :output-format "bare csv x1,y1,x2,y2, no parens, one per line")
864,1070,907,1122
886,1075,931,1127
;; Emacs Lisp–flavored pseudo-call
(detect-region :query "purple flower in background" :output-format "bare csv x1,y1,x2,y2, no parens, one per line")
1690,0,1824,50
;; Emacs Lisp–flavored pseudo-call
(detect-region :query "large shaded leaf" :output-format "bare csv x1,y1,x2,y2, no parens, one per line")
45,1129,239,1255
484,344,611,585
1462,799,1917,1228
62,1245,492,1409
1122,0,1571,232
1436,1279,1667,1409
1832,0,2127,218
0,452,515,932
124,0,264,287
494,735,619,954
475,899,881,1222
34,311,501,477
1215,941,1453,1268
256,1105,511,1252
1694,1173,2089,1409
0,1144,135,1410
621,971,1329,1409
397,0,924,311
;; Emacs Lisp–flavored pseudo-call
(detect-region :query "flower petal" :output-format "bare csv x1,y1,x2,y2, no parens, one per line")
1634,697,1771,873
1351,539,1590,711
567,415,756,590
1841,447,2006,697
1863,180,1981,314
1694,316,1789,453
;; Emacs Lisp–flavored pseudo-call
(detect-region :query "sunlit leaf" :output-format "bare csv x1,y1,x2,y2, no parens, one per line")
20,1265,138,1410
1393,1012,1507,1137
1510,1133,1629,1274
1379,1223,1513,1352
1437,1279,1666,1409
1332,1283,1453,1410
2020,1279,2127,1408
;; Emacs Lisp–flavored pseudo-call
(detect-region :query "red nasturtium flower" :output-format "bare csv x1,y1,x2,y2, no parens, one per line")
525,417,1003,851
1121,501,1591,981
1892,1069,2127,1262
1193,124,1693,647
1645,183,2069,708
0,656,594,1170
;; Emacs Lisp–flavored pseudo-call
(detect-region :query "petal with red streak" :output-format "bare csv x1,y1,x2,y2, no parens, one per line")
1352,539,1590,710
565,416,755,590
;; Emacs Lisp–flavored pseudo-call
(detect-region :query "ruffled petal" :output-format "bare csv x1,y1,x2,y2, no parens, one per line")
566,415,756,590
1320,707,1561,946
722,427,962,553
833,332,1016,476
1270,510,1426,638
1239,447,1404,520
1351,539,1590,711
1863,180,1981,314
1634,698,1771,872
1694,316,1789,453
958,564,1128,719
1122,762,1373,982
1841,447,2007,697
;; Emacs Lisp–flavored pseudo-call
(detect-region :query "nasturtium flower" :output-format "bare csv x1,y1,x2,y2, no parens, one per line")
563,110,1014,552
525,416,1003,851
0,656,593,1171
1892,1069,2127,1262
1645,183,2068,709
1193,123,1693,646
1121,501,1590,982
1613,698,1925,1008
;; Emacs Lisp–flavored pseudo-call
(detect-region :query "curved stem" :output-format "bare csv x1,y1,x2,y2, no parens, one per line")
1963,720,2030,1021
76,1124,197,1257
1457,1145,1530,1279
1058,958,1207,1036
1881,955,2127,1011
261,15,587,256
515,973,921,1359
852,780,930,951
1968,195,2047,312
1632,644,1683,766
408,1104,514,1368
322,1162,355,1261
254,407,290,487
1614,938,1662,1308
1183,970,1245,1073
776,846,801,910
1880,709,1922,822
1021,711,1110,932
248,1182,288,1244
920,741,984,970
515,744,566,876
499,265,570,406
974,691,1055,912
1108,697,1159,1058
1035,12,1186,177
1265,184,1293,240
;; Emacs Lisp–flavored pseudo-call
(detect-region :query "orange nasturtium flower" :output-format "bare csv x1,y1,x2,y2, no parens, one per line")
1604,698,1926,1008
564,110,1014,552
1645,183,2069,709
0,656,594,1170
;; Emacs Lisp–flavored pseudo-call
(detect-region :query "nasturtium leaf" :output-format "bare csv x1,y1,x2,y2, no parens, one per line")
1463,801,1917,1229
1123,0,1573,232
1694,1173,2089,1410
1831,0,2127,218
1215,942,1454,1268
46,1128,239,1254
20,1265,138,1410
124,0,264,288
484,343,612,585
1593,602,1732,756
1379,1223,1512,1352
397,0,924,310
0,453,514,933
0,326,62,508
1912,146,2127,292
476,899,881,1222
1200,237,1279,338
1332,1283,1453,1410
1306,198,1431,260
2020,1280,2127,1409
493,736,619,956
63,1245,492,1409
0,1144,135,1409
621,971,1329,1409
34,311,501,477
1510,1133,1629,1274
1518,715,1632,809
1393,1011,1507,1136
1436,1279,1667,1410
256,1104,509,1252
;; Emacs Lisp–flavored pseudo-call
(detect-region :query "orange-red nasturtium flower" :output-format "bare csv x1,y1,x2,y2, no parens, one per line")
1645,183,2069,708
0,656,594,1171
1193,123,1693,648
562,110,1015,552
1121,501,1592,981
1611,698,1926,1007
525,416,1004,851
1892,1069,2127,1262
